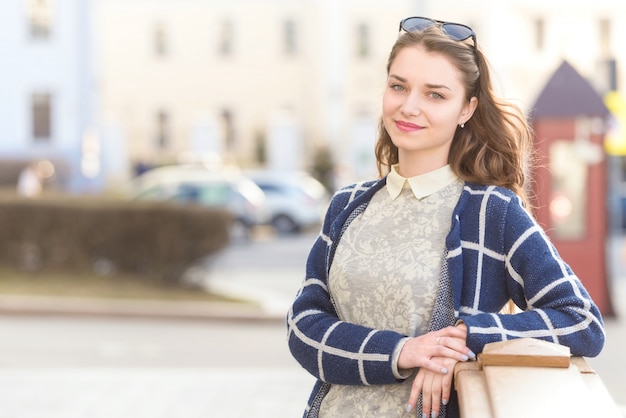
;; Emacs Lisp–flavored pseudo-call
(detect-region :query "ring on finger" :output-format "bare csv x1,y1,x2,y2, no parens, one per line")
436,336,441,344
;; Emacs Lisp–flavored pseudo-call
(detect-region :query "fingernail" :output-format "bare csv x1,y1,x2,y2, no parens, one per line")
442,398,448,406
468,350,476,359
406,404,412,413
441,367,448,374
431,412,438,418
422,414,428,418
460,354,469,361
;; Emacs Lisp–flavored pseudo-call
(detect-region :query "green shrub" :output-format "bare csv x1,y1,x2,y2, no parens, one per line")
0,195,232,286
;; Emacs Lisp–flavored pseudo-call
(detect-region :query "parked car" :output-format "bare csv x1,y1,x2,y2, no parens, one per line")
245,170,330,234
127,164,268,241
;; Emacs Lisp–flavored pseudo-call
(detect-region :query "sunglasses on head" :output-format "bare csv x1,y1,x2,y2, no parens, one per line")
398,16,477,53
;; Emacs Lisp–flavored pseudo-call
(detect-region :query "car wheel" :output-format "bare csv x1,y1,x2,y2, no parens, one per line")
272,214,298,234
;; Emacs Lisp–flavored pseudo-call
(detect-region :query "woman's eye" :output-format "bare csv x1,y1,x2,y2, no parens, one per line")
429,92,444,99
390,84,405,92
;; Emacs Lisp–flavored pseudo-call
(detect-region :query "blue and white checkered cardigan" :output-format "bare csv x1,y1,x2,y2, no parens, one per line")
287,178,605,417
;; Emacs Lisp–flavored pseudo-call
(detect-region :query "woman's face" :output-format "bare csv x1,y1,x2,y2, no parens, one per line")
382,45,477,172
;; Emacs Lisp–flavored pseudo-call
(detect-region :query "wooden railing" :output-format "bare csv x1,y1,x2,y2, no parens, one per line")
454,338,622,418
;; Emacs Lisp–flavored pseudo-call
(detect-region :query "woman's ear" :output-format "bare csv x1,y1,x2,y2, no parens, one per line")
460,97,478,125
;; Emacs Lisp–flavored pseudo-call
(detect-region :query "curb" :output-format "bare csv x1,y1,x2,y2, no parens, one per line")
0,294,285,322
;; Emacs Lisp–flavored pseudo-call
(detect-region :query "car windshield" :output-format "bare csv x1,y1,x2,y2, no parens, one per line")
257,183,299,196
248,172,328,201
176,182,231,205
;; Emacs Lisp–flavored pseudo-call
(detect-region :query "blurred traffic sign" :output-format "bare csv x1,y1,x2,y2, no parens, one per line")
604,91,626,156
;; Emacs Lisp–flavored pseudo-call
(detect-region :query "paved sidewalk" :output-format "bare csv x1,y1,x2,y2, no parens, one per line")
0,367,313,418
203,268,299,319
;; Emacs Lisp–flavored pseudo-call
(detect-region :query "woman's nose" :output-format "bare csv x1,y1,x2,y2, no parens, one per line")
400,93,421,116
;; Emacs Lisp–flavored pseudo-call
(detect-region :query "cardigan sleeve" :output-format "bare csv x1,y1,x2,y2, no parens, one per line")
286,186,407,386
459,193,605,357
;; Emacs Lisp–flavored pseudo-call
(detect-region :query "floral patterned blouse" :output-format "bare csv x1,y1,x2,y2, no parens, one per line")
319,165,463,417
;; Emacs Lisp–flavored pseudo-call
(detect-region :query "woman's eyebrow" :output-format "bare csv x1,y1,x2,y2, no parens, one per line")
424,83,451,91
388,74,451,91
388,74,407,82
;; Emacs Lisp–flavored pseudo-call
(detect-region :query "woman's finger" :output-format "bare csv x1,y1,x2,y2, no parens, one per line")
420,357,451,374
406,371,424,413
408,357,459,416
421,371,434,417
437,325,467,339
441,368,454,407
434,333,476,360
428,373,443,418
433,343,473,363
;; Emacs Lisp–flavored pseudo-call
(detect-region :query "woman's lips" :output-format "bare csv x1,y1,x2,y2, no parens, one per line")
395,120,421,132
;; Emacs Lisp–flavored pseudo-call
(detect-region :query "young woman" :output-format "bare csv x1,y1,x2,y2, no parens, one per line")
287,17,605,418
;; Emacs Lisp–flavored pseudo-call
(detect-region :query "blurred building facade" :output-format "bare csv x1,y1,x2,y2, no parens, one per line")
1,0,625,191
0,0,100,191
96,0,405,186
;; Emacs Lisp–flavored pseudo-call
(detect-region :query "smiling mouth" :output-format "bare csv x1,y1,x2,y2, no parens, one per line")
395,120,422,132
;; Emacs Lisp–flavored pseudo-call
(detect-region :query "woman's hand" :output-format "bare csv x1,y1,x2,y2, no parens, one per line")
399,325,474,414
397,326,472,373
409,355,460,416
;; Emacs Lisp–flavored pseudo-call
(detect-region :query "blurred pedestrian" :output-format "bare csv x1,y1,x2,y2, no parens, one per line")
286,17,605,418
17,161,43,197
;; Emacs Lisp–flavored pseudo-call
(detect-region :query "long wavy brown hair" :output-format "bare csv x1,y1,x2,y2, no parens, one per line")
375,27,534,207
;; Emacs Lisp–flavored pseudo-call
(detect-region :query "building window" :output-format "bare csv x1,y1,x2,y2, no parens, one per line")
533,18,545,52
218,19,234,56
356,23,370,58
283,19,297,56
32,93,52,141
156,110,170,149
27,0,52,39
154,23,167,56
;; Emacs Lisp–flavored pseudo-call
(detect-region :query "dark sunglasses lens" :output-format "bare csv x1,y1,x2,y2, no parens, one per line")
441,24,474,41
402,17,433,33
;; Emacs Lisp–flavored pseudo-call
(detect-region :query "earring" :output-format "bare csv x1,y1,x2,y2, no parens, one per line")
460,122,465,129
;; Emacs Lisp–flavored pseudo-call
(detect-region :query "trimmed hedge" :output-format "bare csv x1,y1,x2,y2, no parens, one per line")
0,160,26,186
0,195,232,286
